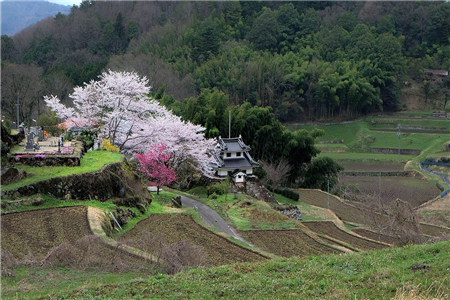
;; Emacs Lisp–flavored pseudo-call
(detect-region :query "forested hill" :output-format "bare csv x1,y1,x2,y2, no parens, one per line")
2,1,450,125
0,1,71,36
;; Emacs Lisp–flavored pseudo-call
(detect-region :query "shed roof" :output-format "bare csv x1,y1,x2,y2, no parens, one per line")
424,69,448,76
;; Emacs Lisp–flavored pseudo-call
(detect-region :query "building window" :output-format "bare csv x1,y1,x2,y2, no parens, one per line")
226,153,231,157
236,152,241,157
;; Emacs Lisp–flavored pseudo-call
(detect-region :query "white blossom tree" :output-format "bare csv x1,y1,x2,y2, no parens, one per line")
44,70,215,173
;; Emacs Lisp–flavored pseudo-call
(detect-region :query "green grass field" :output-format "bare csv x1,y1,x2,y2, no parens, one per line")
4,241,448,300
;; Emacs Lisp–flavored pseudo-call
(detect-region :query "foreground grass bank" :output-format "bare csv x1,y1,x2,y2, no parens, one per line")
5,240,448,300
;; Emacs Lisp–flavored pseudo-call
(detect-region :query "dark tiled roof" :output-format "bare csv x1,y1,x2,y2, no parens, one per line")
222,158,252,168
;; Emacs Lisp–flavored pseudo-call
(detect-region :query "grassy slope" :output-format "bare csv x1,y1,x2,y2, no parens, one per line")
12,241,449,300
1,151,123,191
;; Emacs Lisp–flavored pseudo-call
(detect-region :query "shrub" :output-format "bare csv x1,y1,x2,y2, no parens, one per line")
80,129,95,151
101,139,120,153
266,184,299,201
209,181,229,195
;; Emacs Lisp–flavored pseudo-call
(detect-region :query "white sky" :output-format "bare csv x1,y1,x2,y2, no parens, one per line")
47,0,83,6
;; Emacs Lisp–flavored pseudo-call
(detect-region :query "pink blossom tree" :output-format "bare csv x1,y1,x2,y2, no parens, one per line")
135,143,177,195
44,70,215,174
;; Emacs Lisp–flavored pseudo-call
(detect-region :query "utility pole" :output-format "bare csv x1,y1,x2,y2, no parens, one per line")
228,110,231,138
327,179,330,209
397,124,401,160
16,93,20,128
378,172,381,207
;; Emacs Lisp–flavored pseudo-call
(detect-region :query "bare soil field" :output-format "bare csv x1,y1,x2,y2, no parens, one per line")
340,175,438,207
1,206,150,272
296,189,368,224
121,214,266,267
239,229,341,258
352,229,400,245
343,163,405,172
1,206,92,259
296,190,449,238
303,221,388,251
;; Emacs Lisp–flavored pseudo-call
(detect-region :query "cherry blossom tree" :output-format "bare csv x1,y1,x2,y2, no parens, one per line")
44,70,214,173
135,143,176,194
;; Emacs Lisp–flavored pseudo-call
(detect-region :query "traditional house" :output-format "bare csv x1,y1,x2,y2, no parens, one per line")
211,136,259,180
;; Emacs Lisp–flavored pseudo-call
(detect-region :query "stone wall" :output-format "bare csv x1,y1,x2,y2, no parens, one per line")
240,176,277,203
2,161,150,202
9,154,82,167
371,148,421,155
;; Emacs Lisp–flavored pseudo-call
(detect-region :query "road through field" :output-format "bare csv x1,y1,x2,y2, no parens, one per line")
180,195,248,243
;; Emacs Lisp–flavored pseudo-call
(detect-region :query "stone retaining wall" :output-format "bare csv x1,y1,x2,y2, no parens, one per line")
371,148,421,155
2,161,149,202
343,171,418,177
9,154,82,167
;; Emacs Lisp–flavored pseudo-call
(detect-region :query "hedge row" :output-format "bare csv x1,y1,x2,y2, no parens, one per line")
266,185,299,201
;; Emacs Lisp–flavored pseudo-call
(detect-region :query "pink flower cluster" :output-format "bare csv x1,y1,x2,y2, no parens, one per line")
15,154,46,159
61,146,74,155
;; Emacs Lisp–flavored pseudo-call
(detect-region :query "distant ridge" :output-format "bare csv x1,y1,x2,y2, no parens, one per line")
1,0,71,36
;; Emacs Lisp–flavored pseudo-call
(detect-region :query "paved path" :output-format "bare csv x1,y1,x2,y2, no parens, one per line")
180,196,248,244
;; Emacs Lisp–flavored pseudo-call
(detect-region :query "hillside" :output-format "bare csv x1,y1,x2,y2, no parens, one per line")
2,1,449,129
0,1,71,36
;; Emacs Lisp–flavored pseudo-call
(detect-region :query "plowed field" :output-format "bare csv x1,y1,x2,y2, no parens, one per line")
303,221,388,251
239,229,341,258
296,189,368,224
343,164,405,172
352,229,399,245
121,214,266,267
1,206,150,268
340,175,437,207
1,206,92,259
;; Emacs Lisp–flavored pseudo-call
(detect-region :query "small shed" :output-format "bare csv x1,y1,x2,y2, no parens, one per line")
424,69,448,82
232,171,246,183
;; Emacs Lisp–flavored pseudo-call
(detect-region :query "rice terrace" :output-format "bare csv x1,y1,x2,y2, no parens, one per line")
2,1,450,299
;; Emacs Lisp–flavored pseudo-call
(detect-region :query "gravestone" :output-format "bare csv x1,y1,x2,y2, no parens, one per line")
24,132,35,151
37,128,44,141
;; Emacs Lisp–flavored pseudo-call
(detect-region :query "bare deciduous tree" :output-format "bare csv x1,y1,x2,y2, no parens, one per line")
1,62,44,123
260,159,291,189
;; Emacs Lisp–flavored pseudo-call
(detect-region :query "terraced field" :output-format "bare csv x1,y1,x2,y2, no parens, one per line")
340,175,438,207
1,206,149,271
239,229,342,258
296,189,450,237
121,214,266,267
1,206,92,259
303,221,388,251
352,229,399,245
296,189,368,224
